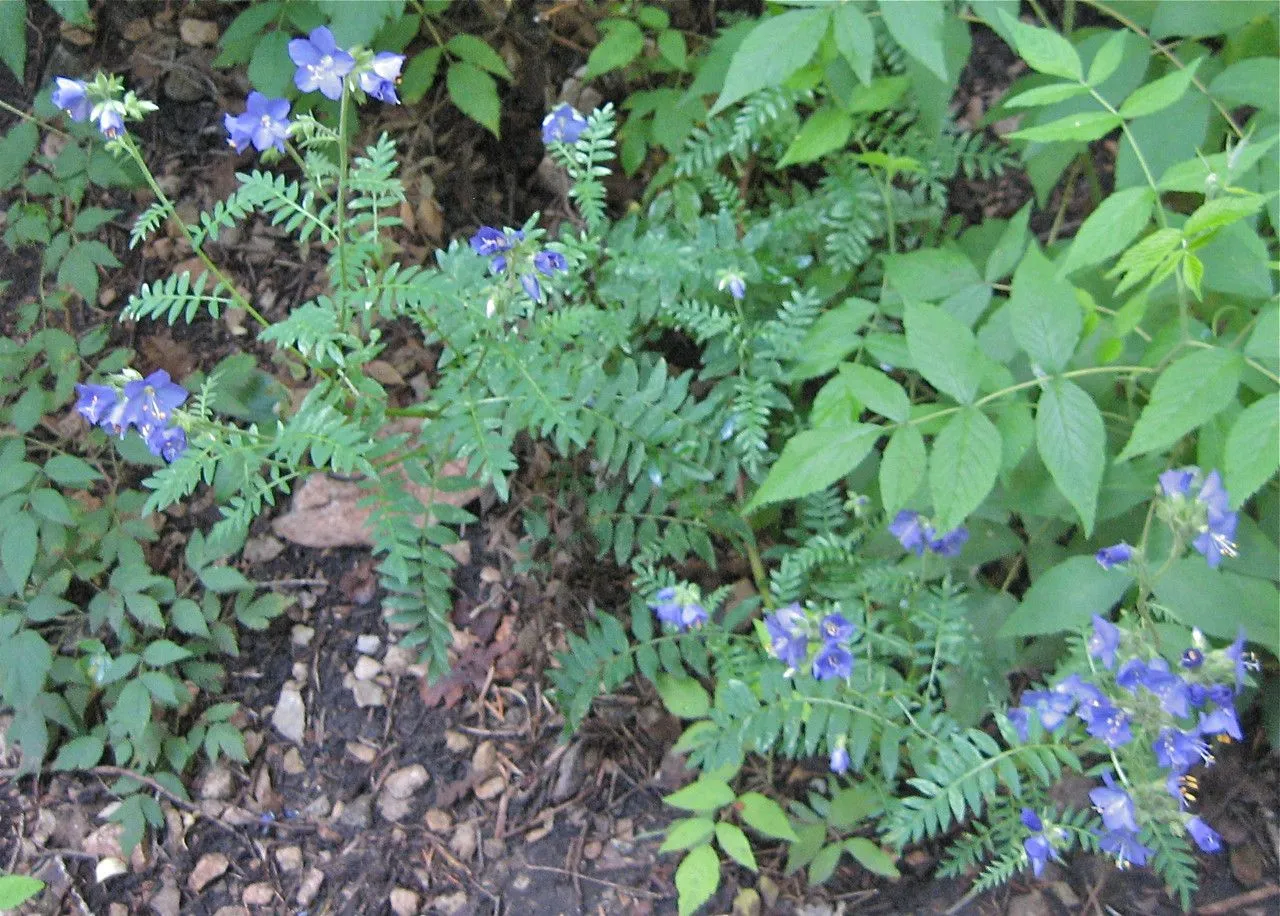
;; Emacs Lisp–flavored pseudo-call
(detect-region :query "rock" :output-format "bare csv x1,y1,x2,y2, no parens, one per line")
96,857,127,883
212,908,248,916
291,625,315,647
199,766,233,800
377,794,413,823
302,796,331,818
383,646,414,674
356,634,381,654
243,534,285,564
475,775,505,801
296,868,324,906
121,18,152,41
282,747,306,775
1007,891,1051,916
242,883,275,906
178,18,219,46
471,741,496,776
429,890,468,916
271,684,306,742
425,808,452,832
384,765,430,799
449,822,478,861
346,741,378,763
390,888,420,916
163,69,207,103
149,877,181,916
444,730,472,754
352,679,386,707
335,794,373,829
482,838,505,859
109,905,128,916
353,656,382,680
189,852,229,892
275,846,303,873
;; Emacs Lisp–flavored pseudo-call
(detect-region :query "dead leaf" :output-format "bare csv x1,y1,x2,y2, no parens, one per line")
338,558,378,605
139,332,196,380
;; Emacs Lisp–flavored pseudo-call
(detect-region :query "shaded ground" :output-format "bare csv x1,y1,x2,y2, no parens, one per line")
2,3,1278,915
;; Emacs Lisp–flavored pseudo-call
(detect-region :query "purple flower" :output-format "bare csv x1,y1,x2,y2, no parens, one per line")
1116,657,1146,692
94,107,124,139
520,272,543,302
1095,542,1133,570
358,52,404,104
812,642,853,681
470,226,512,256
1196,469,1230,515
829,745,850,774
1090,775,1139,833
1167,770,1197,807
718,274,746,300
650,587,706,631
1188,681,1233,709
1224,627,1259,693
74,383,118,424
1181,647,1205,670
533,250,567,275
1160,468,1196,497
1186,816,1222,853
542,104,589,144
1021,809,1052,877
1087,615,1121,669
1007,706,1031,742
928,525,969,557
1153,727,1211,771
764,606,809,669
1022,689,1075,732
1083,701,1133,748
121,370,188,425
889,510,929,555
1193,506,1238,567
145,425,187,463
1198,706,1242,741
1098,828,1152,868
51,77,90,122
288,27,355,100
1138,658,1192,718
224,92,292,154
819,613,854,643
678,602,708,629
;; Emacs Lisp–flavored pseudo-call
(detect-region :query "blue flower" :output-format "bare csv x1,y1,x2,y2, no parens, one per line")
1153,727,1211,772
718,273,746,301
651,587,682,626
51,77,90,122
1021,689,1075,732
650,587,706,631
358,52,404,104
812,642,853,681
1159,468,1196,497
470,226,512,256
1180,647,1205,670
121,370,188,425
1186,816,1222,853
1090,775,1139,833
819,613,854,643
1116,657,1146,692
74,383,118,425
1094,543,1133,570
94,107,124,139
1193,505,1238,567
829,744,850,774
520,272,543,303
1082,700,1133,749
764,606,809,670
533,250,567,275
1137,658,1191,718
1086,614,1121,669
1224,627,1259,693
889,510,929,555
1198,706,1242,741
1021,809,1052,877
1166,770,1198,807
288,27,355,100
928,525,969,557
224,92,292,154
1007,706,1031,742
145,425,187,463
1098,828,1152,868
542,104,589,144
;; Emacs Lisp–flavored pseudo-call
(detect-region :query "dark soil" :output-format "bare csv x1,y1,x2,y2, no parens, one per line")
1,3,1277,916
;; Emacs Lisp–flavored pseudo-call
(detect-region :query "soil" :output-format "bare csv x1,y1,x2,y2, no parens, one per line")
1,3,1277,916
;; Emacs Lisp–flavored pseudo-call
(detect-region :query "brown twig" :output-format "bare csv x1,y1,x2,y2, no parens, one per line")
1197,884,1280,915
522,864,661,899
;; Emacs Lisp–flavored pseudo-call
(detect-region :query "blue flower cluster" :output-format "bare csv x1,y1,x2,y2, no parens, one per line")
51,77,123,138
889,510,968,557
1096,467,1238,571
469,227,567,303
649,585,708,631
224,92,293,154
74,370,188,462
763,603,856,685
1011,616,1257,876
541,104,589,145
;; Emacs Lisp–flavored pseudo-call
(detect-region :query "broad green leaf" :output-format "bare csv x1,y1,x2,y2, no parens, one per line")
666,778,735,812
1119,59,1201,119
1224,394,1279,507
885,247,981,306
0,0,26,80
1062,187,1155,274
142,640,194,667
1152,560,1279,649
0,120,38,190
828,785,882,829
446,61,501,137
998,555,1134,637
1009,111,1123,144
584,19,645,80
247,31,293,98
790,297,875,380
812,371,864,428
659,817,716,852
111,679,153,739
657,30,687,69
712,8,832,115
0,875,45,909
997,10,1082,80
171,598,211,637
778,104,852,167
880,425,926,515
1210,58,1280,114
446,34,511,80
214,1,281,67
1009,245,1081,371
1183,193,1265,241
53,733,105,770
400,47,443,104
808,842,842,885
738,792,798,841
675,844,720,916
1108,227,1181,295
715,823,758,871
904,301,982,404
746,423,881,512
1246,305,1277,363
847,75,911,113
831,3,874,85
2,512,37,590
43,453,100,486
930,408,1002,532
845,838,900,878
985,201,1032,282
1036,380,1105,534
1003,82,1090,108
1086,30,1128,85
835,364,910,422
880,0,948,82
655,673,710,719
0,629,51,707
1117,348,1243,460
199,565,252,593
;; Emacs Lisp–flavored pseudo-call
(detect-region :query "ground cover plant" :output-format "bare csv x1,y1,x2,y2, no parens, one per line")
0,0,1277,913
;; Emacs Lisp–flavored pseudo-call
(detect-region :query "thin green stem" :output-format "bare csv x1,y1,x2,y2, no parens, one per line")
335,85,352,328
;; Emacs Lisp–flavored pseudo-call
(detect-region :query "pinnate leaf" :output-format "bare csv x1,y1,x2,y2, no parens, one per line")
1117,348,1243,460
